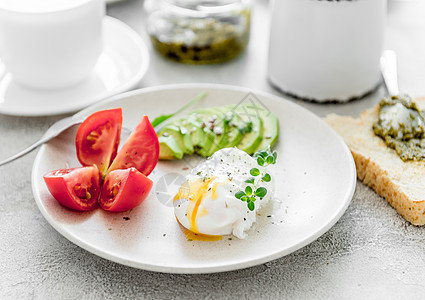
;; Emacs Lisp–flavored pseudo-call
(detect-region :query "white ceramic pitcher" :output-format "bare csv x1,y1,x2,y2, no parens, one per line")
268,0,387,102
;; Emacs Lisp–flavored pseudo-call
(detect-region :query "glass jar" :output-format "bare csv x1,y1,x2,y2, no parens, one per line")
145,0,251,64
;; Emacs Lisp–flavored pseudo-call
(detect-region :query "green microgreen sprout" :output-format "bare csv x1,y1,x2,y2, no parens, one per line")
235,146,277,211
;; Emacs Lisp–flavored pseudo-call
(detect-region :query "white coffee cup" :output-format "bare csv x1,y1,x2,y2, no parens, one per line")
268,0,387,102
0,0,104,90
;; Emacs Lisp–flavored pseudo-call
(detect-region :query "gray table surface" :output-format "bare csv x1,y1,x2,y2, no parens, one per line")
2,0,425,298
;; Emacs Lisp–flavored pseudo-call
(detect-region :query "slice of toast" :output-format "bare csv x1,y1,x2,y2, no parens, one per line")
324,97,425,225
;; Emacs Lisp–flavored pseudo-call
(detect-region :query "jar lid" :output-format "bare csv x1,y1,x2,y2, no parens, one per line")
159,0,250,17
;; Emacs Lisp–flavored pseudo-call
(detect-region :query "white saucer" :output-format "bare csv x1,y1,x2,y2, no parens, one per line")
0,16,149,116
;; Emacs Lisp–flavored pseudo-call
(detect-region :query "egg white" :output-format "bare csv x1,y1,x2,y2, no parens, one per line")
174,147,275,239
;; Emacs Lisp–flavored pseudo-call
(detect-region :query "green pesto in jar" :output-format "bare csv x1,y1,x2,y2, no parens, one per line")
149,10,250,64
373,94,425,161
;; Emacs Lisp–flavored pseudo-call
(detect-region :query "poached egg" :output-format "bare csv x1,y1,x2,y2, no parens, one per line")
174,147,275,239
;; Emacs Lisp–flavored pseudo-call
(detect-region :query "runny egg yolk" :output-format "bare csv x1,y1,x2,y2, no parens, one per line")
173,176,226,235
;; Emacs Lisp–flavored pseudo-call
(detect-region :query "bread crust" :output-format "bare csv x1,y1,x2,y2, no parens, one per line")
325,100,425,225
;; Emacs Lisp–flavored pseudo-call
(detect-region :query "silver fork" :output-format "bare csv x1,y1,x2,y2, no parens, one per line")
0,115,84,167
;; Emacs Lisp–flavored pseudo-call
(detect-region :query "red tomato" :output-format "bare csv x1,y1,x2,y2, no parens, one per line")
99,167,153,212
75,108,122,175
43,166,101,211
108,115,159,176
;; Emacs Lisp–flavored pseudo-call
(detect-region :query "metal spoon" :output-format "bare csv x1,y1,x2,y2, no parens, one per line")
380,49,399,96
0,115,84,167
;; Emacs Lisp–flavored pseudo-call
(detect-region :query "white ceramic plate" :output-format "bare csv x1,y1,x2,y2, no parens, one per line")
0,16,149,116
32,84,356,274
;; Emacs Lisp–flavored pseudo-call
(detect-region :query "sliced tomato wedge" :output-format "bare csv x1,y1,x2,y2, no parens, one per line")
99,167,153,212
75,108,122,175
43,166,101,211
108,115,159,176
